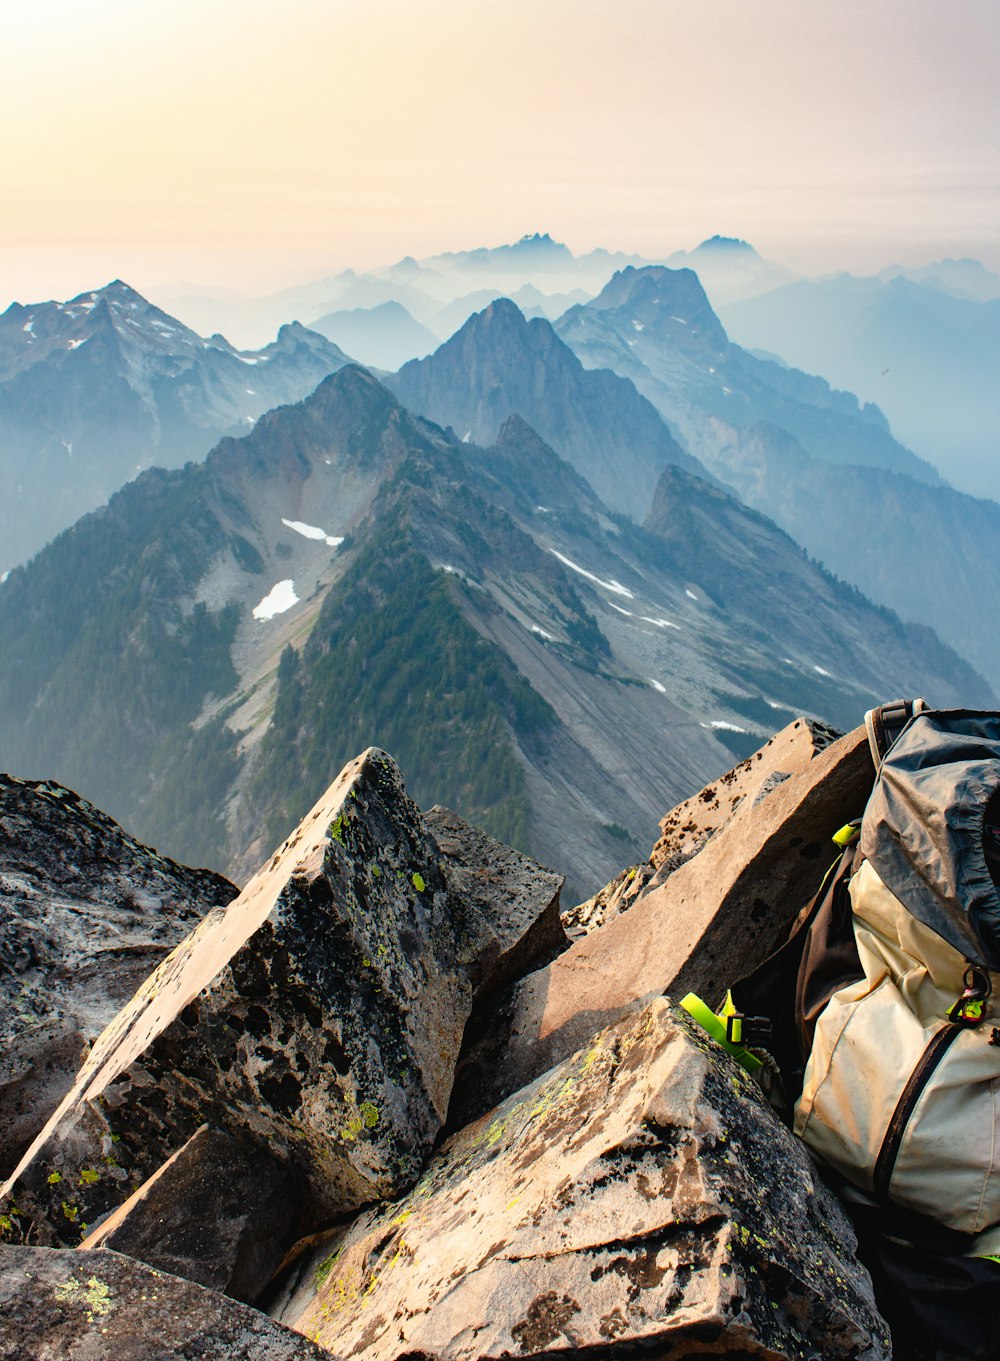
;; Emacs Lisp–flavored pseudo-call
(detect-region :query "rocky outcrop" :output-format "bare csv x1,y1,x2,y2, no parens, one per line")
1,752,566,1291
277,999,888,1361
0,774,236,1175
0,731,894,1359
0,1245,332,1360
454,723,874,1122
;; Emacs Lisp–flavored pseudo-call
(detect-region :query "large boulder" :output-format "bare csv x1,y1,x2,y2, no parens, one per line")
0,774,236,1176
0,750,565,1293
277,998,889,1361
0,1245,333,1360
455,723,873,1121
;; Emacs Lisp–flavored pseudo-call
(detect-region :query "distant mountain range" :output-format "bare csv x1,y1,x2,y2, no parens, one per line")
547,264,1000,689
719,272,1000,500
0,281,351,571
0,365,981,902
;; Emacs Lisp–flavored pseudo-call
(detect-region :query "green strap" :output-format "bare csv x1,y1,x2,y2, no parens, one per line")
680,993,763,1073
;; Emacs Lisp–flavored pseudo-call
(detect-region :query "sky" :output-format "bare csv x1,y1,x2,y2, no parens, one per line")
2,0,999,302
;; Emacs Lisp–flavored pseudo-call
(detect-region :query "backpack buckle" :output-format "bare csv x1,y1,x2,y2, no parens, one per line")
725,1012,772,1047
948,966,992,1027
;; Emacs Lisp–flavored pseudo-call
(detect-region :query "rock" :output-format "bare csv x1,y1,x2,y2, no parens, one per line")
648,717,843,884
78,1124,304,1304
278,999,889,1361
1,750,567,1276
0,774,236,1176
0,1245,332,1360
459,723,873,1118
560,861,656,937
424,805,567,996
560,719,842,941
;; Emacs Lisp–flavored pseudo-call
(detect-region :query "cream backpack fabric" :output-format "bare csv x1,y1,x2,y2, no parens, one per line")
794,706,1000,1251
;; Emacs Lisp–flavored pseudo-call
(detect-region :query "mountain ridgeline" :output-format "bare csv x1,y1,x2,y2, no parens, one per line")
0,281,351,571
0,358,986,897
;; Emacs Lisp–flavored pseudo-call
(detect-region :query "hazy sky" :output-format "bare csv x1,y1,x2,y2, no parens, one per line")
3,0,999,301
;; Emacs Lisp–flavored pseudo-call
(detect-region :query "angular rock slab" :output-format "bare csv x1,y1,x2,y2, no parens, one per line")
466,724,873,1116
1,749,508,1246
79,1124,302,1304
648,717,843,881
0,1245,332,1360
0,774,236,1174
563,719,841,940
283,999,889,1361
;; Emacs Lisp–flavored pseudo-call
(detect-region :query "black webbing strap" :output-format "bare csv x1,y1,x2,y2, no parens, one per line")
865,698,929,773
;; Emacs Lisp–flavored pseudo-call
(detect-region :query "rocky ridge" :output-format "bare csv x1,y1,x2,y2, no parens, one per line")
0,721,895,1358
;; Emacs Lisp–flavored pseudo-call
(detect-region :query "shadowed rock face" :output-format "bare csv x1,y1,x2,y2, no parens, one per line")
0,774,237,1176
279,1000,888,1361
0,1245,332,1361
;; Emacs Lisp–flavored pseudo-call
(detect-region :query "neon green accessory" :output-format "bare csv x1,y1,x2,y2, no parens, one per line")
680,992,763,1073
832,823,861,848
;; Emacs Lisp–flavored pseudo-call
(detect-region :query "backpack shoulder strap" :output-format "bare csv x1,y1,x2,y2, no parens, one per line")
865,697,929,772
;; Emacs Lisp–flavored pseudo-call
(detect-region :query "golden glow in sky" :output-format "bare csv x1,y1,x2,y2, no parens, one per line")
2,0,999,300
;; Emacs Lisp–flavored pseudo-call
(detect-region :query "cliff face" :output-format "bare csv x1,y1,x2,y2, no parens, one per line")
0,726,892,1359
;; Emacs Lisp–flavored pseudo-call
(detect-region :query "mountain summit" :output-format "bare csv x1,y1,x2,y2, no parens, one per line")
389,298,704,517
0,283,351,571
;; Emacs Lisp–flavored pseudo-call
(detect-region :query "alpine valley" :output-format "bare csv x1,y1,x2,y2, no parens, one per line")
0,242,991,900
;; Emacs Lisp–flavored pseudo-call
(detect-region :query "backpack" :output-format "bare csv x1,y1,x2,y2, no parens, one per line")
795,704,1000,1242
682,701,1000,1361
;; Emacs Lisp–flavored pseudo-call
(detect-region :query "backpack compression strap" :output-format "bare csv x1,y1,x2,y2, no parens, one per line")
865,698,929,773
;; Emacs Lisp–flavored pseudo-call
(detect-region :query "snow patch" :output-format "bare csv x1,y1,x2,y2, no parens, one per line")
462,430,472,443
21,320,33,333
536,505,550,513
632,320,645,332
701,720,748,733
550,548,634,599
530,624,555,641
245,388,255,395
609,602,633,616
685,589,699,600
813,665,832,677
0,571,9,584
281,517,343,548
640,614,681,630
253,579,299,620
647,678,667,693
238,355,259,366
67,338,89,350
670,316,688,325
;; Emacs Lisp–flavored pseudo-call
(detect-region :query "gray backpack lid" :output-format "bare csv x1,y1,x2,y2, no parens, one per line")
860,708,1000,969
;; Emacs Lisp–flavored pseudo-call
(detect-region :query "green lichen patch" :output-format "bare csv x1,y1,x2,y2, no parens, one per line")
53,1274,113,1321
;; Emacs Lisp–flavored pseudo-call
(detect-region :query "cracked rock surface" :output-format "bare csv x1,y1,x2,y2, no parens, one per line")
279,998,888,1361
0,774,236,1176
0,1245,333,1360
